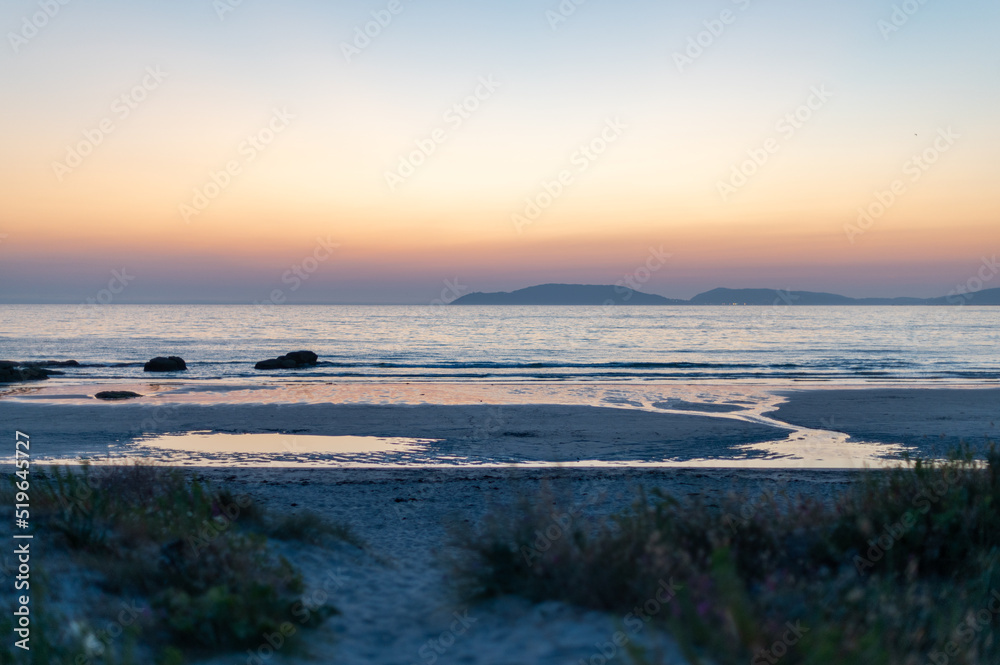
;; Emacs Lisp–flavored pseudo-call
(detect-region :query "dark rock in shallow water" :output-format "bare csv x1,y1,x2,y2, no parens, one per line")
0,368,22,382
0,366,50,383
255,350,319,370
255,357,297,370
0,360,18,370
22,360,80,368
95,391,143,400
143,356,187,372
284,350,318,365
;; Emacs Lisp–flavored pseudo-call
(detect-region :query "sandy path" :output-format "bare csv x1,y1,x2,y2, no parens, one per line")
190,466,857,665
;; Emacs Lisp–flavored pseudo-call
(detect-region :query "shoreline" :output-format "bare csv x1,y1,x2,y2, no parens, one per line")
1,382,997,469
5,377,999,408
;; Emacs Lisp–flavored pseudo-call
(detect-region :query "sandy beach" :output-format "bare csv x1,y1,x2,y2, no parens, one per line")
3,382,998,662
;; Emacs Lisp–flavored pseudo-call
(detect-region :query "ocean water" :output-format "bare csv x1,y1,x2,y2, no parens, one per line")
0,304,998,383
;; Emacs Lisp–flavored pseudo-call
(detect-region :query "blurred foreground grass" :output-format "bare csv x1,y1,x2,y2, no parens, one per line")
454,447,1000,664
2,464,353,664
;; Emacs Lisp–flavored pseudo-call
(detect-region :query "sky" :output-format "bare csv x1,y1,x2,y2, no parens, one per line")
1,0,998,303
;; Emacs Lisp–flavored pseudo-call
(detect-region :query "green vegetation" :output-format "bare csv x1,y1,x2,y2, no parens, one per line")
453,448,1000,664
2,464,347,664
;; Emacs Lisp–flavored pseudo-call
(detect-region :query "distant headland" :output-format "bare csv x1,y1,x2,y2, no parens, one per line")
450,284,1000,306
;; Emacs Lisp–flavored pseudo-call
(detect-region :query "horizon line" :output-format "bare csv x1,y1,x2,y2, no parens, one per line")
1,281,992,306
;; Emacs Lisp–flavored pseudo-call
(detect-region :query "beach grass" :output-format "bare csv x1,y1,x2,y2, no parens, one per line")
5,463,348,663
452,446,1000,664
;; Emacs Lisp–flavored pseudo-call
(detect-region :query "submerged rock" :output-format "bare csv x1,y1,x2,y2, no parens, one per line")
255,350,319,370
0,365,51,383
143,356,187,372
95,391,143,400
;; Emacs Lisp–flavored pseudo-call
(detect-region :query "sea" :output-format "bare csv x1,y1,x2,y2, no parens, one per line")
1,304,998,384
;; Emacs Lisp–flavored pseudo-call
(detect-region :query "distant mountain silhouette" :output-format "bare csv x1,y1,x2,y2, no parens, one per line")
450,284,685,305
687,288,926,306
924,288,1000,306
450,284,1000,306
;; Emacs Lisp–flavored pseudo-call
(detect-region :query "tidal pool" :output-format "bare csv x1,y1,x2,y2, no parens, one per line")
125,432,443,467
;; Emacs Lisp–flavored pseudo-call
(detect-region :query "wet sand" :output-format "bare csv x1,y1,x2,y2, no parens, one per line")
4,381,997,466
767,386,1000,454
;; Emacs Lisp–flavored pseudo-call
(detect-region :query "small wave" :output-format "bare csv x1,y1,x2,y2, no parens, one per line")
31,359,1000,384
311,360,772,370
